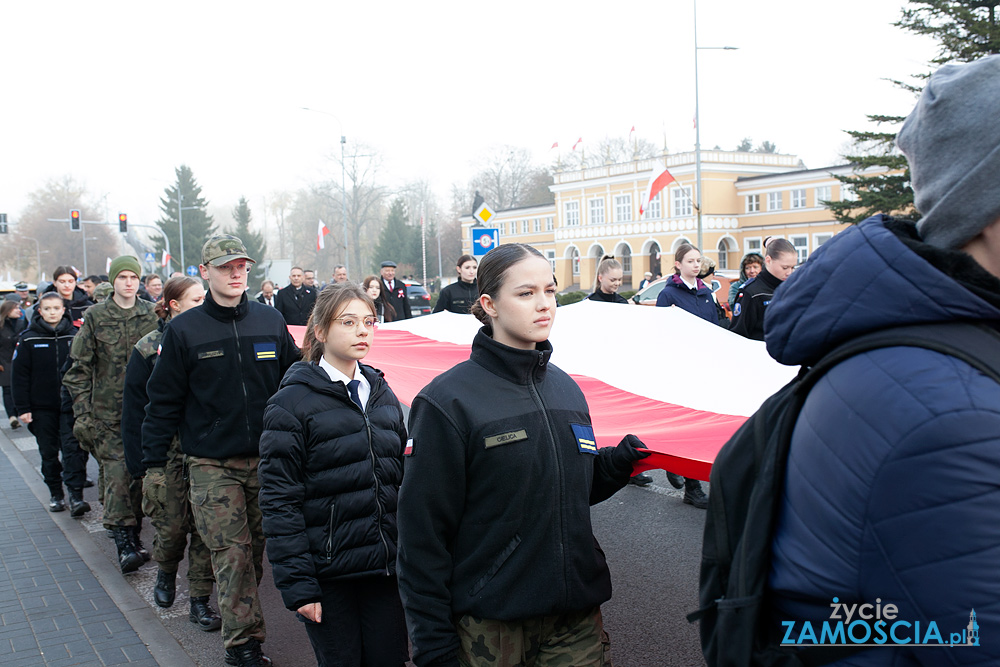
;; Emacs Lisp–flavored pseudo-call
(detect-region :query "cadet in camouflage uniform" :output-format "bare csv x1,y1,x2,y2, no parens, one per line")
142,236,298,667
121,276,220,631
63,256,158,574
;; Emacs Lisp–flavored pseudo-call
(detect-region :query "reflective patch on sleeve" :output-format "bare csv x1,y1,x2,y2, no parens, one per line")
570,423,598,455
254,342,277,360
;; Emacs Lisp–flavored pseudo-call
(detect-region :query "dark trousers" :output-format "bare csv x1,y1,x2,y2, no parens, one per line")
301,575,409,667
27,409,86,497
2,386,14,419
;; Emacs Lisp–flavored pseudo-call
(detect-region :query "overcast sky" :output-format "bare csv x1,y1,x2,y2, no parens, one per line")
1,1,938,241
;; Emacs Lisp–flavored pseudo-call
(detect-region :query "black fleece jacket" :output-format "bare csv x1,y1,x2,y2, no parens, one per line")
11,311,77,414
433,279,477,314
259,361,406,612
729,266,784,341
141,292,299,468
397,329,645,667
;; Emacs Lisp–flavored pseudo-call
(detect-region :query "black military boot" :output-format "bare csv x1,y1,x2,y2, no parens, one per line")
683,478,709,509
224,639,271,666
131,526,151,562
48,496,66,512
665,471,685,489
67,489,90,518
190,596,222,632
153,569,176,608
110,527,144,574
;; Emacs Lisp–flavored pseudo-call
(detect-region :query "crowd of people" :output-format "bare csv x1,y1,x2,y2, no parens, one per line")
2,55,999,667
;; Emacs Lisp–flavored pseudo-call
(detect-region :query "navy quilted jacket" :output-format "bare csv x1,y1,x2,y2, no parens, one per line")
764,216,1000,665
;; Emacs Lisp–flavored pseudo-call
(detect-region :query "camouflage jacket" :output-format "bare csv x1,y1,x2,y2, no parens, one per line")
63,296,158,422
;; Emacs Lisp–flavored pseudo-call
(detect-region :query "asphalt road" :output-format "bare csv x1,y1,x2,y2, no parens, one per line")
9,422,708,666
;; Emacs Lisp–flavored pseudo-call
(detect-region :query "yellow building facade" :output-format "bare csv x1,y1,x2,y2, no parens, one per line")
462,151,861,292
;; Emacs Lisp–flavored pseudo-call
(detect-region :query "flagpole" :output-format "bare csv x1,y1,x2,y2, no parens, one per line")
421,202,427,291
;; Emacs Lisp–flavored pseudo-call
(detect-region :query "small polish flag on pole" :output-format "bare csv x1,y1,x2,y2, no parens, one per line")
106,257,113,273
161,250,171,268
317,219,330,251
550,141,558,150
639,163,677,216
572,137,583,151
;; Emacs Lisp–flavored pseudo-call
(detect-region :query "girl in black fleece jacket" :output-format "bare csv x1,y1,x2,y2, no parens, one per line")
259,283,408,667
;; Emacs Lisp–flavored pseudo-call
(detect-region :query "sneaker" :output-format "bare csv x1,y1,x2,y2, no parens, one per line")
665,471,685,489
628,472,653,487
683,483,709,509
48,497,66,512
224,639,272,666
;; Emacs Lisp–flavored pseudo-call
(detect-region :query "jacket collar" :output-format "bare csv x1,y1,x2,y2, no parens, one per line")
203,290,249,322
470,327,551,385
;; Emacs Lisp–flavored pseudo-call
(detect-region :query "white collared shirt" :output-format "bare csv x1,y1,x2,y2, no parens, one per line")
318,357,371,411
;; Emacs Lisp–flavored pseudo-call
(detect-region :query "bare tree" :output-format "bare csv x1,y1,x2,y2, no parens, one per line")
265,190,293,259
469,145,546,211
585,136,660,167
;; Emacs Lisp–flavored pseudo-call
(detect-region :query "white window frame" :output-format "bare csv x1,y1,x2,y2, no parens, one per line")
533,219,541,233
791,235,809,263
589,198,605,225
571,248,580,275
643,192,662,219
813,232,834,248
790,189,806,209
746,194,760,213
546,250,556,273
745,237,763,254
841,184,857,201
521,220,530,234
497,222,505,235
814,186,832,206
768,191,782,211
717,240,729,270
564,201,580,227
545,216,554,231
614,194,632,223
672,186,693,217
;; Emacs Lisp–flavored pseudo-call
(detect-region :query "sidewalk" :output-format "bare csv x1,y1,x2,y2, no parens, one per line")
0,423,195,667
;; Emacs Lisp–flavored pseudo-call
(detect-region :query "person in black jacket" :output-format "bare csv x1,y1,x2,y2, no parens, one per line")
379,261,411,319
45,266,96,324
11,294,88,514
260,283,409,667
729,238,797,341
274,266,317,326
397,243,650,667
0,300,27,429
141,235,299,667
433,254,478,314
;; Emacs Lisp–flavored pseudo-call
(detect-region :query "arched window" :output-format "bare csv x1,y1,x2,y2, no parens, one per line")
616,244,632,277
648,242,661,277
570,247,580,275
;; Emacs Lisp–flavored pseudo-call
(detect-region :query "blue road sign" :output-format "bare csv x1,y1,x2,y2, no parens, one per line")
144,252,156,263
471,228,499,257
186,265,198,276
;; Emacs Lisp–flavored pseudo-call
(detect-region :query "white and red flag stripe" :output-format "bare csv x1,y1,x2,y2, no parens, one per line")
639,162,677,216
317,219,330,251
161,250,171,268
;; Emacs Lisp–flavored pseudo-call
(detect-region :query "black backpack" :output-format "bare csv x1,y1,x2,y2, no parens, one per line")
688,322,1000,667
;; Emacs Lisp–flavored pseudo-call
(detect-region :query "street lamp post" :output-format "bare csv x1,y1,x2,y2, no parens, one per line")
301,107,349,277
693,0,737,253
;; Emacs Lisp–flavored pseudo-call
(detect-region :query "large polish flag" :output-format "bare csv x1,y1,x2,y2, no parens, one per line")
317,219,330,251
639,162,677,216
287,302,795,480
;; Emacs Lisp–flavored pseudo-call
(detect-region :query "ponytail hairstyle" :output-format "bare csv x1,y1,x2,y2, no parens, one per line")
593,254,622,292
673,243,699,274
765,237,796,259
302,283,376,363
154,276,200,320
469,243,547,325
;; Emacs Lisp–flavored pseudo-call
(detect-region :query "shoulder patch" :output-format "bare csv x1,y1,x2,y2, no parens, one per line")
254,342,277,360
404,438,414,456
733,303,741,317
484,429,528,449
570,423,598,455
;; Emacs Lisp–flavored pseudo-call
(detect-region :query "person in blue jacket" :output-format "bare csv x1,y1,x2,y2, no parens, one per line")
765,55,1000,665
654,243,716,508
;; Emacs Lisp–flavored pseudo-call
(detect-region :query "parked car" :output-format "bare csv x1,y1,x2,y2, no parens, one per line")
404,280,432,317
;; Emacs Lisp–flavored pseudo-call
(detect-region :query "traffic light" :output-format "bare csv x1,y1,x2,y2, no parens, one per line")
0,213,7,234
70,209,81,231
119,213,128,233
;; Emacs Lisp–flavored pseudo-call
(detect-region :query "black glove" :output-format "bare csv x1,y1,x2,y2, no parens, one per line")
611,434,651,471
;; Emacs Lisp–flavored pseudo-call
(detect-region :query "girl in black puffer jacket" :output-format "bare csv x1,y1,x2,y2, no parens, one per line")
259,283,408,667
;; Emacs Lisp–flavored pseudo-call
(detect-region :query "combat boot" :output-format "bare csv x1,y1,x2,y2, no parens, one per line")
224,639,272,666
190,596,222,632
683,479,709,509
48,497,66,512
67,489,90,517
110,527,144,574
131,526,151,562
153,569,176,608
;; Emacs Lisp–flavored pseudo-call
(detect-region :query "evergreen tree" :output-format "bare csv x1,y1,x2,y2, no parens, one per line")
373,199,419,273
229,196,268,288
153,165,216,274
832,1,1000,224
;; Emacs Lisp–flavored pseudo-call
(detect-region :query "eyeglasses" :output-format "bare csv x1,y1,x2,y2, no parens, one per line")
333,316,376,329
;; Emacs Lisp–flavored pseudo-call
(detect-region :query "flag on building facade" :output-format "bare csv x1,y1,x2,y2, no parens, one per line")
572,137,583,151
639,163,677,216
317,219,330,251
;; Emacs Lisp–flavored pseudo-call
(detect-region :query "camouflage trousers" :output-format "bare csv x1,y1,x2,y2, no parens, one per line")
90,419,142,529
456,607,611,667
141,440,214,598
187,455,265,649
